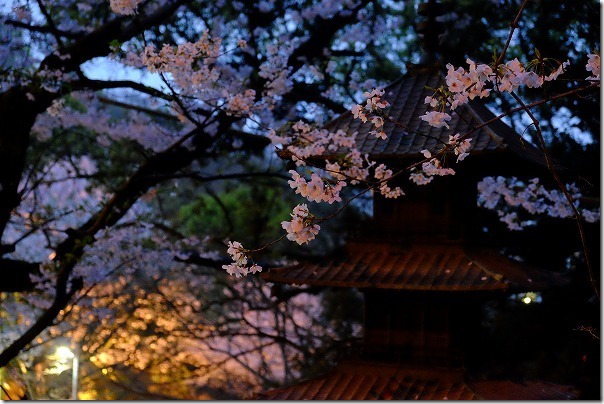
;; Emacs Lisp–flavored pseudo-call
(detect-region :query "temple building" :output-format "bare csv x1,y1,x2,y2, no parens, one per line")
255,1,578,399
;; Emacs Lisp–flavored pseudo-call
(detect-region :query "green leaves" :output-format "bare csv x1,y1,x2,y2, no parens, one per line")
63,95,87,113
534,47,542,60
177,184,291,250
109,39,124,52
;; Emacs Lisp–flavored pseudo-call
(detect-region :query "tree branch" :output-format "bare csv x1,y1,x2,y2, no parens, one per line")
4,19,84,38
38,0,190,73
0,127,207,367
0,259,39,292
509,91,598,298
494,0,530,69
97,96,178,120
73,78,172,101
35,0,66,51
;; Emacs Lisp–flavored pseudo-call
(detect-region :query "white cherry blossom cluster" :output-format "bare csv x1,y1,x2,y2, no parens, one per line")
142,31,222,73
409,149,457,185
374,164,404,198
222,241,262,278
250,83,479,276
328,149,373,185
223,89,257,117
497,211,526,231
280,122,328,164
448,134,472,163
420,56,577,129
586,53,600,82
46,99,65,117
32,93,182,151
258,43,294,106
139,31,261,117
351,88,390,139
288,170,345,204
269,121,356,168
73,222,190,287
299,0,358,21
419,110,452,129
109,0,142,15
292,64,326,84
269,91,392,209
477,176,600,230
223,91,396,269
281,204,321,245
37,67,72,93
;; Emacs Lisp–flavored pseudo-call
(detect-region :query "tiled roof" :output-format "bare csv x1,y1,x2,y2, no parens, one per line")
322,67,545,165
254,361,579,400
262,242,560,292
255,362,479,400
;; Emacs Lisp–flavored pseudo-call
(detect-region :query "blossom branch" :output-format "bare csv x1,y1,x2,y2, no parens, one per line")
35,0,66,52
73,78,173,101
509,90,598,298
96,96,179,121
0,123,220,367
494,0,530,68
4,19,83,39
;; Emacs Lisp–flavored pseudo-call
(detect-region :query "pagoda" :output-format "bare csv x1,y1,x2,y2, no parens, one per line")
256,0,577,399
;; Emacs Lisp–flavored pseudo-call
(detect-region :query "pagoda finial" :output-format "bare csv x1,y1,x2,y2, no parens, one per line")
415,0,445,66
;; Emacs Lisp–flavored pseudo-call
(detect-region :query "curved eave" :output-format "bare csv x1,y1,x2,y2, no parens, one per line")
262,243,564,292
262,270,509,291
253,359,579,400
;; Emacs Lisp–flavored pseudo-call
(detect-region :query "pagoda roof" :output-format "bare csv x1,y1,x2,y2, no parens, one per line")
254,360,578,400
262,241,565,292
322,66,546,166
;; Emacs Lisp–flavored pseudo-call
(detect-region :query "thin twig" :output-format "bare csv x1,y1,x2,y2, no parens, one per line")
494,0,530,69
510,91,598,299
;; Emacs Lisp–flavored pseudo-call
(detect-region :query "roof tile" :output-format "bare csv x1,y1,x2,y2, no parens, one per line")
255,360,579,400
263,242,520,291
255,361,479,400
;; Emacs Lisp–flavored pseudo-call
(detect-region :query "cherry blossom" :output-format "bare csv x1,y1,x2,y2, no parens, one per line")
424,95,439,107
544,60,570,82
281,204,320,245
350,89,390,138
408,148,459,185
109,0,142,15
222,241,262,277
0,0,599,380
419,111,451,129
586,53,600,82
448,134,472,162
374,164,404,198
351,104,367,122
288,170,345,204
369,116,387,140
477,176,600,230
422,56,581,130
409,171,434,186
224,89,257,117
